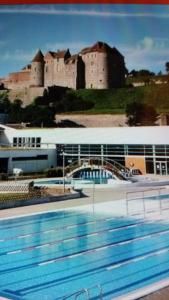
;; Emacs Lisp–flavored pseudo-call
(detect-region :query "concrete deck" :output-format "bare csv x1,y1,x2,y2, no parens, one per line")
140,286,169,300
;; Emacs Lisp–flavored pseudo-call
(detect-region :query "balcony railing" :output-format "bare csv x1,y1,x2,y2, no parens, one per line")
0,143,55,149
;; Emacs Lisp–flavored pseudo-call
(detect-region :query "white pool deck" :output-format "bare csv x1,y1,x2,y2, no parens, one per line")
1,176,169,299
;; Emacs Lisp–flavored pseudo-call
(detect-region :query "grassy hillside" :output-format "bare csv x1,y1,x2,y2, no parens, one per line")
69,84,169,114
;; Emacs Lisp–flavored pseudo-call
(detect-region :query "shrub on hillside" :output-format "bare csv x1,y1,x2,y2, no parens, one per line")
44,167,63,178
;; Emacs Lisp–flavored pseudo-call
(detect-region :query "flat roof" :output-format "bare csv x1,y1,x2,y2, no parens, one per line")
3,125,169,145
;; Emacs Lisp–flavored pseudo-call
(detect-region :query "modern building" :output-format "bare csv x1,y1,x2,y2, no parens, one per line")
0,125,168,176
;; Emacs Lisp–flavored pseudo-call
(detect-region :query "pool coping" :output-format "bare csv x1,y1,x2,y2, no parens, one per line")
114,277,169,300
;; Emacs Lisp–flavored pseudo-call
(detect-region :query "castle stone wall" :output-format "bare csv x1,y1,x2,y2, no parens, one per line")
7,70,31,89
55,114,127,127
65,62,77,89
53,58,66,87
8,87,44,107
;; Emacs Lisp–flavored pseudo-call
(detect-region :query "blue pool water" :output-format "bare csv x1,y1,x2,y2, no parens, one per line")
35,178,108,185
1,210,169,299
35,179,72,185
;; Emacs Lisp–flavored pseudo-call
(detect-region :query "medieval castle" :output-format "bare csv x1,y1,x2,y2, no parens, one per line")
1,41,126,104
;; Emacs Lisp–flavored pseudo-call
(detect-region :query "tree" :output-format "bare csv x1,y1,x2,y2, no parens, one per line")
129,69,155,78
129,69,137,77
22,104,56,127
165,62,169,74
0,83,5,90
126,101,158,126
0,92,11,113
8,99,23,123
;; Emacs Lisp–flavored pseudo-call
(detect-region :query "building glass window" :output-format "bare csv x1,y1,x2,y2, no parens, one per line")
145,158,154,174
80,144,90,155
166,145,169,156
22,137,26,147
127,145,144,155
27,138,31,147
64,144,78,154
36,137,41,147
18,138,22,147
145,145,153,156
155,145,165,156
90,145,101,155
13,137,41,148
13,138,17,147
31,138,36,147
103,145,124,156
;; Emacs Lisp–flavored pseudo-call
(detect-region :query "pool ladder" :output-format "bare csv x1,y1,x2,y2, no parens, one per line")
62,284,103,300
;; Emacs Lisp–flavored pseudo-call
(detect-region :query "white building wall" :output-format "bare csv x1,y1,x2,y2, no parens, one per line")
0,148,56,174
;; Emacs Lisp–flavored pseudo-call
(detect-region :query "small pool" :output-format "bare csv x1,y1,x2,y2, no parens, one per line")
34,177,128,187
1,205,169,299
35,178,108,185
35,179,72,185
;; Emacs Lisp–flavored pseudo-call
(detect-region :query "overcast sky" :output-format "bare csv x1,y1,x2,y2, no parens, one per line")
0,4,169,77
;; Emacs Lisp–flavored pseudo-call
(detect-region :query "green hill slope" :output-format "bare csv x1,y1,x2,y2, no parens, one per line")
69,84,169,114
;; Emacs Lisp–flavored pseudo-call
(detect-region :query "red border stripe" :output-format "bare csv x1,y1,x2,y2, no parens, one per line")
0,0,169,5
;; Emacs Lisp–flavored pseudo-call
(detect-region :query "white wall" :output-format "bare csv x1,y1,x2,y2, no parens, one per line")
0,148,56,174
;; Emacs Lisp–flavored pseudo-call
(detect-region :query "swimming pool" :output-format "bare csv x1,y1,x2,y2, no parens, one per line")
34,177,129,187
35,178,108,186
1,207,169,299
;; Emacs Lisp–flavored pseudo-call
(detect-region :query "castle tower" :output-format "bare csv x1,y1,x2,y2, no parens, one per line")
31,50,44,87
80,41,125,89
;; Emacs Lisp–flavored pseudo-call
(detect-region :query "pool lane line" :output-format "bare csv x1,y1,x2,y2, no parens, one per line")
5,219,159,256
4,218,167,257
0,210,92,230
0,216,145,243
0,218,106,242
3,228,169,290
107,247,169,271
11,242,169,296
0,209,126,231
0,215,119,241
0,209,92,229
37,227,169,267
5,221,146,255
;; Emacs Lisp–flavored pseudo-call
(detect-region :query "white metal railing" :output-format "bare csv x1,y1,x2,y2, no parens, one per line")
160,192,169,213
126,187,167,217
0,142,55,149
62,284,103,300
66,157,130,181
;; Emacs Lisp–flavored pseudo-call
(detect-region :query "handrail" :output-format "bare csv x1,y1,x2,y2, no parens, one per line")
66,157,130,181
126,187,166,217
62,284,103,300
126,187,165,200
62,288,89,300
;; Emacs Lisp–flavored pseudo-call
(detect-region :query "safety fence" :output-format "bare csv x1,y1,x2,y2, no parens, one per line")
126,187,169,217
